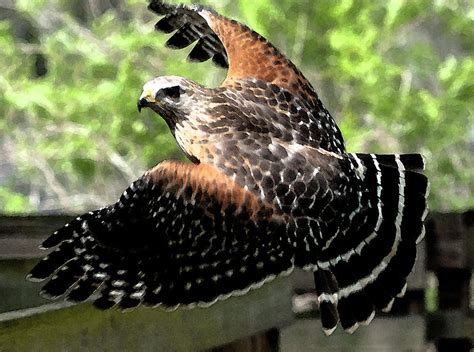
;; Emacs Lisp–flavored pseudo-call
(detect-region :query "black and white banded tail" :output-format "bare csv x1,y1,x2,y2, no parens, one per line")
314,153,429,335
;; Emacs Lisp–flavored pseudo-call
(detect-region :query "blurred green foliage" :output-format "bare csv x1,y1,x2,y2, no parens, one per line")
0,0,473,213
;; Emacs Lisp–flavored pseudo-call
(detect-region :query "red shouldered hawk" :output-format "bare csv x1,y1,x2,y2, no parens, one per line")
28,1,429,335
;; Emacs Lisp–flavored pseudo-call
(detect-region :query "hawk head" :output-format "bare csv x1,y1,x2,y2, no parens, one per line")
138,76,202,125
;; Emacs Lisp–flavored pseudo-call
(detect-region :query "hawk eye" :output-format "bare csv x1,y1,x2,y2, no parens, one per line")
159,86,182,100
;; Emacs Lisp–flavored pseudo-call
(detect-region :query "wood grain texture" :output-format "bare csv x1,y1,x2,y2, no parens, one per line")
0,277,293,352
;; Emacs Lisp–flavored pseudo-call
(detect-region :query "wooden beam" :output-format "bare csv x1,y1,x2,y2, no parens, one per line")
0,277,293,352
0,215,73,259
426,212,474,270
281,316,426,351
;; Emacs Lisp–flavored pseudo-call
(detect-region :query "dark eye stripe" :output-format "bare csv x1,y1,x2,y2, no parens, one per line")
161,86,182,99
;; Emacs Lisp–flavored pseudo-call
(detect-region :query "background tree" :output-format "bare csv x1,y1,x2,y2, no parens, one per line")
0,0,472,213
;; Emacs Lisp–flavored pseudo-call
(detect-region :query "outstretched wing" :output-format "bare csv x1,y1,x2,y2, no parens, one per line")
28,161,293,309
148,1,319,105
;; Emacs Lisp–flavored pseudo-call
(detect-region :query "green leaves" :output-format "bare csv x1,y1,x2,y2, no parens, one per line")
0,188,31,214
1,0,473,213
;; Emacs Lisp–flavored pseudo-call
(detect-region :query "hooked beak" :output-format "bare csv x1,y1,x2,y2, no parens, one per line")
137,98,148,113
137,88,156,113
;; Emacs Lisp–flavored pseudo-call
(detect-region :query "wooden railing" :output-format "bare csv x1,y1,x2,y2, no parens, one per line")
0,280,291,351
0,211,472,351
0,215,293,351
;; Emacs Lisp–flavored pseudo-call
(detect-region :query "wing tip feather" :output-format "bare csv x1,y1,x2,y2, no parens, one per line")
39,289,62,300
323,325,337,336
344,322,360,334
148,1,210,16
361,310,375,326
25,273,45,283
381,298,395,313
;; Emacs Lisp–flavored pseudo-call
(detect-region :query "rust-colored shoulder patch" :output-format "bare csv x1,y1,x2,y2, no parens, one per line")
147,160,275,220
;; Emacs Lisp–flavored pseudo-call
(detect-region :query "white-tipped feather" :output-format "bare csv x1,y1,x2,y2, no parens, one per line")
396,282,408,298
323,325,337,336
345,322,360,334
382,298,395,313
361,310,375,326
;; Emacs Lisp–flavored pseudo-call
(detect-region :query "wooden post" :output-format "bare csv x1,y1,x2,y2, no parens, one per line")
425,211,473,351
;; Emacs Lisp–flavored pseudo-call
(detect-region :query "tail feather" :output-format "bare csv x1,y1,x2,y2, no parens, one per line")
338,291,374,333
356,153,425,173
313,270,339,335
363,243,416,311
314,153,428,333
329,258,375,333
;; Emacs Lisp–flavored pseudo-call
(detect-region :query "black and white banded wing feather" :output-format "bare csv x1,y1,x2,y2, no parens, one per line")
149,1,229,68
27,161,293,310
307,153,428,335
